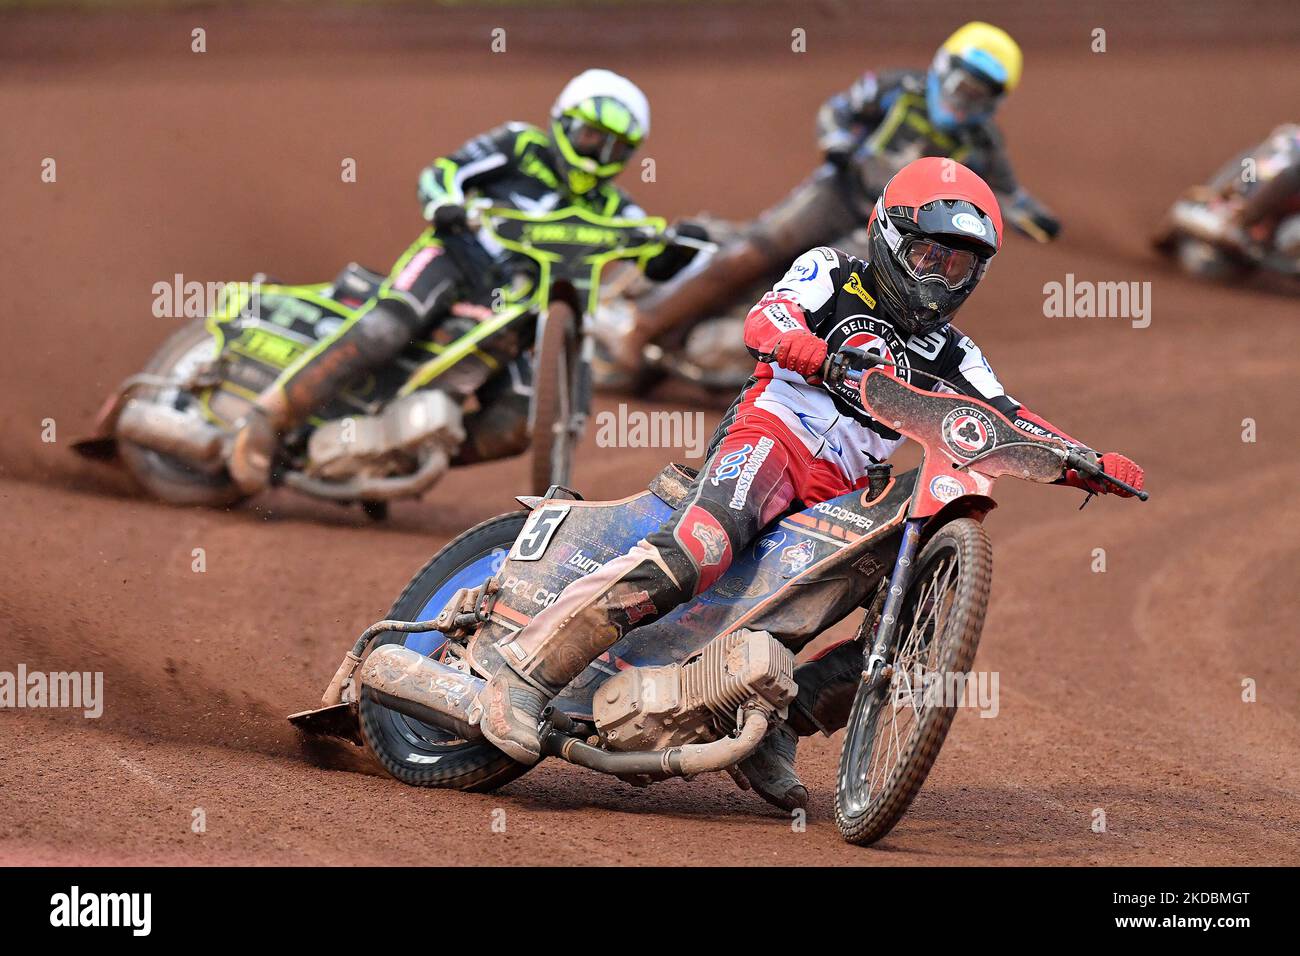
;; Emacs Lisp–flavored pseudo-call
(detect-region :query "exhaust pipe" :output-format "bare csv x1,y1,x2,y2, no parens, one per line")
282,447,450,501
116,399,225,463
358,644,486,741
540,709,770,778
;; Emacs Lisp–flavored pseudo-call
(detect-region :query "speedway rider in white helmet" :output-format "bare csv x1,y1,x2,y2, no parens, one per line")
227,69,705,494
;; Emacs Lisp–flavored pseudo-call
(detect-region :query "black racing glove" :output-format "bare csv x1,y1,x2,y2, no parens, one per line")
643,221,709,281
429,202,469,237
1027,209,1062,241
1007,194,1061,243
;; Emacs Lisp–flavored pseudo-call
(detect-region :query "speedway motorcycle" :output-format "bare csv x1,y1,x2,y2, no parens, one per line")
1154,187,1300,284
73,202,674,513
291,346,1145,846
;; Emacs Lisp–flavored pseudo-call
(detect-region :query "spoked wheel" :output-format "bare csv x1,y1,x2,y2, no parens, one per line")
835,518,993,846
528,300,583,495
116,319,246,507
358,511,532,790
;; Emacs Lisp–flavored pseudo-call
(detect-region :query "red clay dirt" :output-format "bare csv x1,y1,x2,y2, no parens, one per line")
1,2,1298,866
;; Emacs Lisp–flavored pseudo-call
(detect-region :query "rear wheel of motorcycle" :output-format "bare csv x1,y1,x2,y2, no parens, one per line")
835,517,992,846
117,319,246,507
529,300,581,495
358,511,532,791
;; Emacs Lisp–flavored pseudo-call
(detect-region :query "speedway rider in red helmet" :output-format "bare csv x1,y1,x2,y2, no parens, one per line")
472,158,1145,811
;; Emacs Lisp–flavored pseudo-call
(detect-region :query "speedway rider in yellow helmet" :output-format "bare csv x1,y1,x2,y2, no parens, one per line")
227,69,703,495
600,23,1058,380
819,21,1059,242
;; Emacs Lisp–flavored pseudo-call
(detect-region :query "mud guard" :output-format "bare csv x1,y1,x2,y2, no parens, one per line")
921,495,997,543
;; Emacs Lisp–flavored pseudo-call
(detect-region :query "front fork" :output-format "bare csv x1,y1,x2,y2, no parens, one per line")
863,518,925,688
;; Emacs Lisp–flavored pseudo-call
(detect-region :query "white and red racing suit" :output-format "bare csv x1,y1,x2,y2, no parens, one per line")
721,244,1080,505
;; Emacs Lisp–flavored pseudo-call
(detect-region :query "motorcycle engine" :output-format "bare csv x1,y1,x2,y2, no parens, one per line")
592,629,797,752
306,390,464,480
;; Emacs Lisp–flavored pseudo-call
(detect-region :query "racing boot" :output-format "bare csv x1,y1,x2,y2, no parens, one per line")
788,638,866,739
735,639,865,809
737,722,807,811
227,301,416,494
475,541,685,764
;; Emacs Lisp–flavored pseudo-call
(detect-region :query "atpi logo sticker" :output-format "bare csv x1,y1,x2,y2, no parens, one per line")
941,406,996,459
755,531,787,559
929,474,966,503
952,212,987,237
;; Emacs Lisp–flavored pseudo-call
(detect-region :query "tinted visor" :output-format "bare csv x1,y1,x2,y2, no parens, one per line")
938,64,1000,121
564,117,637,166
901,238,979,289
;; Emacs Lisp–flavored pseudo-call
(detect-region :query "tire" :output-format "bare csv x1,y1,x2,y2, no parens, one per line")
528,300,581,496
835,518,993,846
358,511,532,790
117,319,246,507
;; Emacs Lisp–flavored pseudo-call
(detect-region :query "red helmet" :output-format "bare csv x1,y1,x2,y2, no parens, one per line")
866,157,1002,336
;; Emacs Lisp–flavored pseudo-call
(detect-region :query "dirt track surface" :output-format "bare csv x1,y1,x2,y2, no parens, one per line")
2,2,1299,866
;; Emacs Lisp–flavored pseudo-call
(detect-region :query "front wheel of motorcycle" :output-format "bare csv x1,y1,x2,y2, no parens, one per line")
835,517,992,846
528,300,581,495
358,511,533,791
117,319,246,507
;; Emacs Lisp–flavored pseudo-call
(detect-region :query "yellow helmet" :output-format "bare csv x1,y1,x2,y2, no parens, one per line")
943,22,1022,90
928,22,1023,129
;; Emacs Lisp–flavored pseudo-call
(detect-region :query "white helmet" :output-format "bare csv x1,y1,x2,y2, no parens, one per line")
550,69,650,193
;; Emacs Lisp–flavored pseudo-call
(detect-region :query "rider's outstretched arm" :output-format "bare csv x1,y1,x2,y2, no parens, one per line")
940,331,1143,496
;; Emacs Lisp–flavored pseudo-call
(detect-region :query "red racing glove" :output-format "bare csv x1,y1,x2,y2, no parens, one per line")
1064,452,1145,497
772,330,828,382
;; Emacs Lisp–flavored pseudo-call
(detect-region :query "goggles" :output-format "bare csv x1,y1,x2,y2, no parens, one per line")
561,116,637,168
900,237,980,289
936,63,1001,122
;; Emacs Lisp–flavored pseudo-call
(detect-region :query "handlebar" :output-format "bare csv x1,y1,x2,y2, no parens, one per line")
822,346,883,385
753,345,881,387
1064,448,1149,501
461,199,719,253
657,227,718,254
769,346,1149,502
